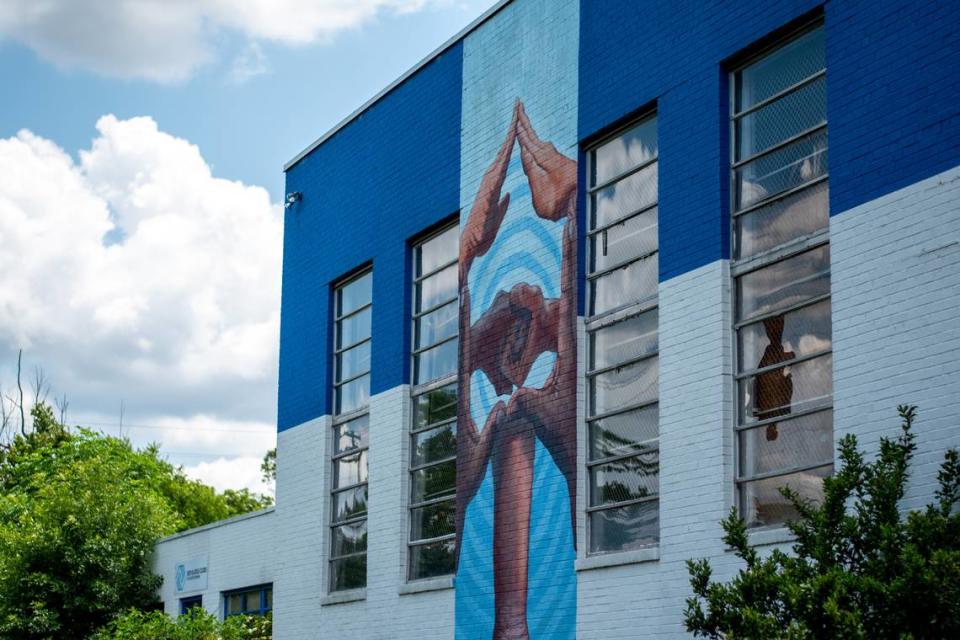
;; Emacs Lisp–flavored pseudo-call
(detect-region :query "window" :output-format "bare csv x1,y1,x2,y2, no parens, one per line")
731,23,833,529
179,595,202,616
408,224,458,580
223,584,272,617
586,114,660,553
330,270,372,592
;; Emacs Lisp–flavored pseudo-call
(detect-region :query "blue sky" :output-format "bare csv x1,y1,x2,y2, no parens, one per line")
0,1,492,199
0,0,493,494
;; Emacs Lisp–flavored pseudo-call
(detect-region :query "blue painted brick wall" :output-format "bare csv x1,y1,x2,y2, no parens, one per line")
826,0,960,214
578,0,822,282
579,0,960,278
278,45,463,431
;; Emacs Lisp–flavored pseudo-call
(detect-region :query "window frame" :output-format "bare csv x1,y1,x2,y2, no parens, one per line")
179,595,202,616
407,222,459,581
222,584,272,618
584,110,662,555
728,20,834,530
329,268,372,593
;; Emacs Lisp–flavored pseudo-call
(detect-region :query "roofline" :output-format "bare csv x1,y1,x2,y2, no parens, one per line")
283,0,515,172
156,507,276,543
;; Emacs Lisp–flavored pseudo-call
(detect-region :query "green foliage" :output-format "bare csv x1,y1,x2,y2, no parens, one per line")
260,449,276,484
685,406,960,639
91,608,271,640
0,403,273,640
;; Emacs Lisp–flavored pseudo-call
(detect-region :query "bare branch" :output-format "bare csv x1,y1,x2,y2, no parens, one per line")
54,393,70,427
31,365,51,407
17,349,25,436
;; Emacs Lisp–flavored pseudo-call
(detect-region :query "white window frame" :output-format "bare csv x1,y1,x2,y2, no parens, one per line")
585,111,661,555
729,20,834,529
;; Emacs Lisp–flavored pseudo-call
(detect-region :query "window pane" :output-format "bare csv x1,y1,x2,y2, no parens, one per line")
735,128,828,211
589,404,659,460
336,374,370,414
740,464,830,529
590,310,658,370
418,225,459,276
334,415,369,455
332,485,368,522
417,264,457,313
330,555,366,591
590,253,658,315
411,460,456,503
738,298,831,372
738,352,833,424
416,300,458,349
590,451,659,506
739,410,833,479
331,520,367,556
591,162,658,228
409,539,456,581
735,27,825,113
414,384,457,429
590,357,658,416
735,180,829,259
415,339,458,385
333,450,368,489
410,499,455,540
337,307,371,349
338,272,372,316
226,594,243,615
591,207,658,272
412,423,457,467
337,342,370,382
589,500,659,553
591,117,657,186
264,588,272,610
736,75,826,161
737,245,830,322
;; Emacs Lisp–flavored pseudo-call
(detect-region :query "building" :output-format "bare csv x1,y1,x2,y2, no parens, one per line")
152,0,960,637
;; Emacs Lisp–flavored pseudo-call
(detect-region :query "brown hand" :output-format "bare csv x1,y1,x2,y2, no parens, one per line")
461,106,519,272
516,101,577,221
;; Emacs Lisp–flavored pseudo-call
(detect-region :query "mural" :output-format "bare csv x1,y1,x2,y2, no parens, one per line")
456,100,578,640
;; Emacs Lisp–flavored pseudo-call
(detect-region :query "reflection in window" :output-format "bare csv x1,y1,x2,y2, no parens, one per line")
330,270,372,592
731,23,833,529
409,224,458,580
586,114,660,553
223,584,272,617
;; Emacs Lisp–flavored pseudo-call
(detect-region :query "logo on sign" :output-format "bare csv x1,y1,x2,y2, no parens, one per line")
175,563,187,592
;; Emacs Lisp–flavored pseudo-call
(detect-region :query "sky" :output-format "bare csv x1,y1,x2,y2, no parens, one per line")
0,0,494,495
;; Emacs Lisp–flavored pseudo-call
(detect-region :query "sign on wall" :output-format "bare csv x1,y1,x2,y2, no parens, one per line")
174,556,209,594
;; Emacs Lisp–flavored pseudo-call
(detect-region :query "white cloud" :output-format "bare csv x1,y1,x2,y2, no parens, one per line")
185,456,273,496
0,0,449,82
0,116,282,491
229,42,269,84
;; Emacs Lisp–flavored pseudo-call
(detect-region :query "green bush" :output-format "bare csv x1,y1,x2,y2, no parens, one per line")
685,406,960,639
91,609,271,640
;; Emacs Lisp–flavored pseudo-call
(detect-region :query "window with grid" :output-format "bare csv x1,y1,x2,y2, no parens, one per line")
408,224,458,580
586,114,660,554
731,23,833,529
223,584,272,617
330,270,372,592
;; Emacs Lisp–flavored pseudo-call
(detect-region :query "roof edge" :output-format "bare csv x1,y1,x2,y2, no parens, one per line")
156,507,276,543
283,0,514,173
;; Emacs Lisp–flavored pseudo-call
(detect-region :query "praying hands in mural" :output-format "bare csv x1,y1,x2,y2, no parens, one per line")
457,101,578,640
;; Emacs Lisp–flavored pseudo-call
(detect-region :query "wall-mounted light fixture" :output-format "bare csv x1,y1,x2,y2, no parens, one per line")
285,192,303,209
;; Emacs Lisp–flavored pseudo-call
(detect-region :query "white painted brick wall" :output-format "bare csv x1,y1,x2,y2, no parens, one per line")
831,163,960,512
153,509,277,619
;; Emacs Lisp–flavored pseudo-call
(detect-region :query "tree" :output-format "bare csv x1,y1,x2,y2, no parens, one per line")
0,403,273,640
685,406,960,639
260,448,276,483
